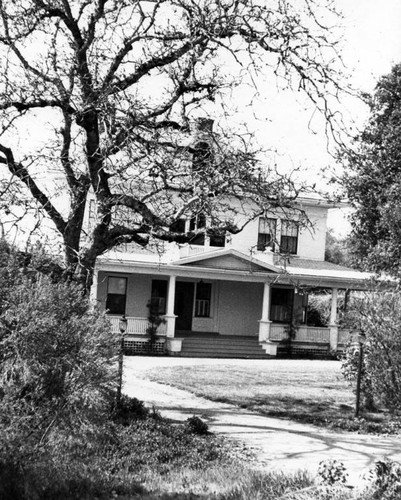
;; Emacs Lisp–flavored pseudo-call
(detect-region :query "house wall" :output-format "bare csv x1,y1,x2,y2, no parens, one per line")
86,192,330,262
298,206,328,261
97,271,157,317
228,204,328,261
216,281,263,336
98,272,264,336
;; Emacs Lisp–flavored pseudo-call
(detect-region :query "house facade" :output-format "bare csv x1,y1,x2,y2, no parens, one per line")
91,197,371,358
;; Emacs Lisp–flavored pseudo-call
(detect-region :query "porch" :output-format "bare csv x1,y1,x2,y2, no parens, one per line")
96,247,362,358
108,315,352,357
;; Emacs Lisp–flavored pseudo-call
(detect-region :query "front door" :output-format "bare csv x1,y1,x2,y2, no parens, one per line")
174,281,194,331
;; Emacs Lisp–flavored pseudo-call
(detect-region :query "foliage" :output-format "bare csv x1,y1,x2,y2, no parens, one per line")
0,241,119,460
0,0,345,290
307,293,331,327
341,290,401,411
112,395,152,426
325,230,351,267
146,298,166,351
318,460,348,486
341,63,401,276
186,415,209,435
367,460,401,500
341,340,375,411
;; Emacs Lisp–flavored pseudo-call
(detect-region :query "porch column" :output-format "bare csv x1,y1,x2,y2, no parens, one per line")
258,282,272,342
329,287,339,351
165,275,177,338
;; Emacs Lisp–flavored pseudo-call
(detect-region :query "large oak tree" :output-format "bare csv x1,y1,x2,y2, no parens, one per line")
0,0,344,290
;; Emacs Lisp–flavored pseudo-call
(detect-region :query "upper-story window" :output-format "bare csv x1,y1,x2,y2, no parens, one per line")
170,219,186,234
170,214,226,248
280,220,299,255
257,217,277,251
189,213,206,245
208,230,225,247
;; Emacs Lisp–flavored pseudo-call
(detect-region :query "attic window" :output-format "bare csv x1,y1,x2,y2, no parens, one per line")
257,218,276,251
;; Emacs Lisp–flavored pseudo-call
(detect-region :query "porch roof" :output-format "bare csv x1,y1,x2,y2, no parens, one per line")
97,248,374,289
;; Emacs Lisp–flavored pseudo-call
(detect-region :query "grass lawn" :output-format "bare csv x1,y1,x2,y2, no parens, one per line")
138,359,401,433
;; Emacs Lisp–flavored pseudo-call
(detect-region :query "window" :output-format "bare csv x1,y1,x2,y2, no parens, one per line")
257,218,276,251
189,213,206,245
150,280,168,315
106,277,127,315
170,219,186,233
173,212,225,248
208,229,226,248
280,220,299,254
195,282,211,317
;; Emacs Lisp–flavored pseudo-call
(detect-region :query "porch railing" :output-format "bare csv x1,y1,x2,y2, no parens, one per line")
269,324,330,343
107,316,167,336
179,245,207,258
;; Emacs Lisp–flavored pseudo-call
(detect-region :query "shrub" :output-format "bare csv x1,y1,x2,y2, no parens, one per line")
367,460,401,500
186,416,209,435
318,459,348,486
112,395,150,425
341,291,401,411
0,243,119,470
307,294,331,327
341,341,375,411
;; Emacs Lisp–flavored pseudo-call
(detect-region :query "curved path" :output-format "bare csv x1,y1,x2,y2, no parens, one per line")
123,357,401,486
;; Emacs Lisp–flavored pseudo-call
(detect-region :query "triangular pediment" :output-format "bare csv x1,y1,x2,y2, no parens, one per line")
175,249,280,273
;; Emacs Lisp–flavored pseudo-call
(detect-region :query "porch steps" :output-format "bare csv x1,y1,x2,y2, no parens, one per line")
179,336,274,359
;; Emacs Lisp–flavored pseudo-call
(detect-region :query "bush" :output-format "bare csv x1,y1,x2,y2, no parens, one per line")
0,243,119,475
366,460,401,500
186,416,209,435
341,291,401,411
112,395,151,425
307,294,331,327
318,460,348,485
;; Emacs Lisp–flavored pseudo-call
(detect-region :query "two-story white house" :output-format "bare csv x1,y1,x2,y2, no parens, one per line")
91,196,371,358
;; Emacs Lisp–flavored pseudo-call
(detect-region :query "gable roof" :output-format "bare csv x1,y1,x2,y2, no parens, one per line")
174,248,281,273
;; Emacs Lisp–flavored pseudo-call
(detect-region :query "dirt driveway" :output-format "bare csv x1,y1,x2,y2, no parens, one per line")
123,356,401,486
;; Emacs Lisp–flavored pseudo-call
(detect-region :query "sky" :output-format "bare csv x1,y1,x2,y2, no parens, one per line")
327,0,401,234
258,0,401,235
251,0,401,177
